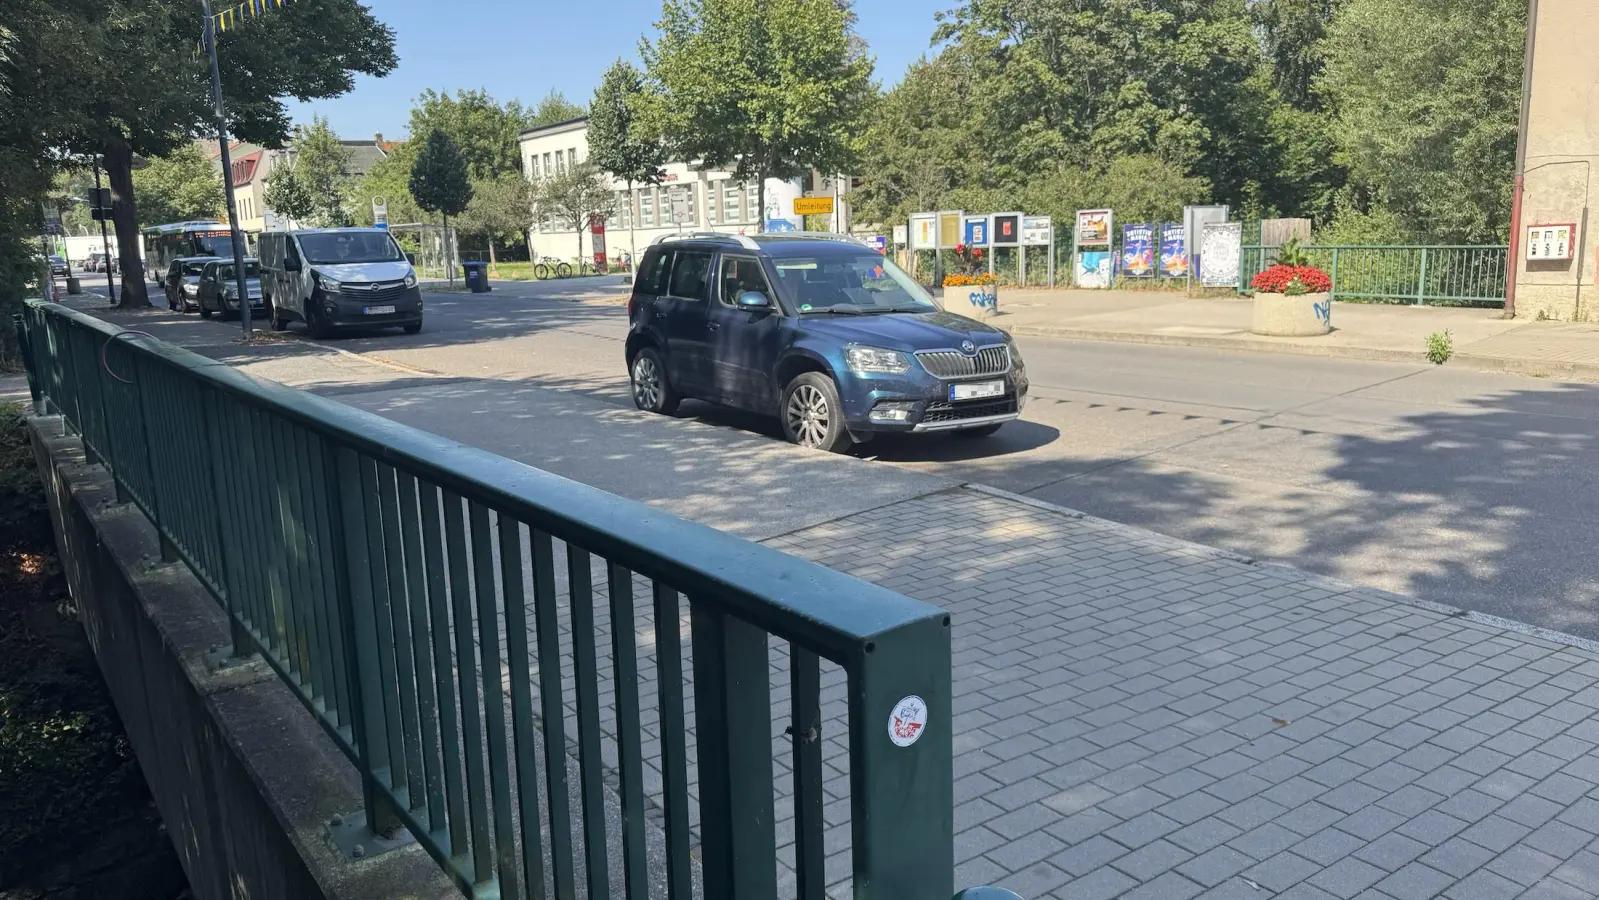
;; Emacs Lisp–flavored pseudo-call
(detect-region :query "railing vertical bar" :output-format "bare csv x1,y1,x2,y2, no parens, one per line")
270,413,311,682
502,521,548,900
290,424,331,707
568,546,610,900
790,646,825,900
397,472,448,836
652,584,692,900
532,532,577,898
304,428,351,725
279,418,320,691
260,408,299,669
691,599,777,899
443,492,494,883
360,457,410,804
607,563,648,900
239,406,280,655
221,402,260,637
420,482,470,861
335,447,402,835
468,502,521,896
376,462,426,811
200,387,244,642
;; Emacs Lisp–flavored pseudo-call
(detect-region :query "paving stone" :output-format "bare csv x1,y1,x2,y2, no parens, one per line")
1106,812,1182,849
1292,827,1367,866
1056,835,1129,877
1307,856,1387,899
1112,839,1196,882
1374,862,1455,900
1241,851,1322,892
1120,871,1206,900
1178,846,1256,887
1485,844,1560,885
1441,869,1522,900
1064,865,1140,900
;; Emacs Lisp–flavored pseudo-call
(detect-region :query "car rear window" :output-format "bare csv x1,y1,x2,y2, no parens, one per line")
667,251,712,300
636,250,671,296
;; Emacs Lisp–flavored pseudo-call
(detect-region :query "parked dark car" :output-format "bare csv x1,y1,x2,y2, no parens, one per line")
163,256,218,312
197,258,264,320
624,233,1028,452
48,255,69,277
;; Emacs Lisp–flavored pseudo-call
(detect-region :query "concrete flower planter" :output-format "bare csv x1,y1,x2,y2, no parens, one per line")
955,283,999,318
1252,291,1331,336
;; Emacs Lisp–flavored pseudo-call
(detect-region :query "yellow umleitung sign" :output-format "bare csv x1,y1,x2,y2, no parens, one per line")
793,196,835,215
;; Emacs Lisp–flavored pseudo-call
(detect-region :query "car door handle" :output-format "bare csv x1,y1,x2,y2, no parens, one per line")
706,321,720,332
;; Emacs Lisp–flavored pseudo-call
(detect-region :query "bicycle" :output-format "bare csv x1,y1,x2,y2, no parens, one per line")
533,256,571,280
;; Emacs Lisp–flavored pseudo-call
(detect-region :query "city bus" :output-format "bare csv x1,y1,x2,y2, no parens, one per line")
142,220,236,277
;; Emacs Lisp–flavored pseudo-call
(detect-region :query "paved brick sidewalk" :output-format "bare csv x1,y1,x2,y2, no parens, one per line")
765,486,1599,900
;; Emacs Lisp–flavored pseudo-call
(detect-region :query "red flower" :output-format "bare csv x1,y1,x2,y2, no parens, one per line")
974,248,984,259
955,242,966,253
1251,264,1332,294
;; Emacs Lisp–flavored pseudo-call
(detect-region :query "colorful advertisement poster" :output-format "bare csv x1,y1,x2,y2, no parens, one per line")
963,216,990,247
1159,224,1188,278
1022,216,1052,246
992,213,1021,245
909,215,936,250
1121,224,1156,278
1077,251,1113,289
1076,209,1112,246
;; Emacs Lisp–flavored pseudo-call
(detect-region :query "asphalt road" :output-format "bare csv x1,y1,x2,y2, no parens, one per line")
68,278,1599,638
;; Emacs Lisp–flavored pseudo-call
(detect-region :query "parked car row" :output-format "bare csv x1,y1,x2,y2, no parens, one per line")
160,255,264,320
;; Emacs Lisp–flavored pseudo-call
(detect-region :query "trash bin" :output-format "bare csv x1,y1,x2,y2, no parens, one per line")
463,261,491,293
66,276,82,295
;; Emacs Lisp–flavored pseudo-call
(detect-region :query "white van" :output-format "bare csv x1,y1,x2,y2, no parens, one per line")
258,228,423,337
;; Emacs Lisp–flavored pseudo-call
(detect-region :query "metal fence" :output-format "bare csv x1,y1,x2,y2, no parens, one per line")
15,301,964,900
1240,245,1509,307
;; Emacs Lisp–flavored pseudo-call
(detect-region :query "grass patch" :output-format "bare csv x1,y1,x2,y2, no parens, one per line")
1426,331,1454,365
0,403,187,895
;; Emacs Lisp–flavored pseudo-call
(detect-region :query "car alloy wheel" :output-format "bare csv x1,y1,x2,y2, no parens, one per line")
632,355,663,410
786,383,834,448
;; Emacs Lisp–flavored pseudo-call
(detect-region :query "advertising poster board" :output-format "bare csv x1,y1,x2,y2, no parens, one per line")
1159,224,1188,278
938,211,963,249
1076,210,1112,246
893,224,909,246
992,213,1021,245
1121,224,1156,278
909,214,936,250
1077,251,1113,289
866,234,887,253
1199,222,1243,288
1022,216,1052,246
963,216,990,247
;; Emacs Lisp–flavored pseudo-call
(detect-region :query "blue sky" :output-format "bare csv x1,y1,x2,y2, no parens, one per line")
287,0,954,140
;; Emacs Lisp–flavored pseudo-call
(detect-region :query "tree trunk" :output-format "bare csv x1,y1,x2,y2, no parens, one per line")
575,226,585,271
103,137,149,308
757,174,767,234
444,214,454,286
488,235,498,276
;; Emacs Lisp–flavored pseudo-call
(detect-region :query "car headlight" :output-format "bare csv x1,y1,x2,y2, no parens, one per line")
403,272,417,287
317,274,343,293
182,284,197,294
845,345,911,375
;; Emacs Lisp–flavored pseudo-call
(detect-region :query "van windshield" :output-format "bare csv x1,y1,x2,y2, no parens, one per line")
298,232,404,265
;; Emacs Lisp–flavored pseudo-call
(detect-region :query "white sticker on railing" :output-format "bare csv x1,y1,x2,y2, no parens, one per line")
888,695,928,747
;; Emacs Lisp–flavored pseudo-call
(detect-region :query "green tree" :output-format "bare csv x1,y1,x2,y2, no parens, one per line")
586,59,666,263
410,130,473,281
351,141,423,227
643,0,874,231
460,172,533,273
529,88,586,127
1319,0,1525,242
1253,0,1341,110
408,88,531,179
265,116,354,226
17,0,396,306
532,161,615,265
131,143,224,226
850,55,978,227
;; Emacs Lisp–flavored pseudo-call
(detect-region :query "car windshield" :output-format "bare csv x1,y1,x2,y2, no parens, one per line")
298,232,404,265
218,262,261,280
770,252,938,315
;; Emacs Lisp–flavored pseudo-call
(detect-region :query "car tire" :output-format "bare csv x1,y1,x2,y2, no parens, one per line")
307,304,332,339
955,423,1005,438
781,372,853,453
267,296,288,332
403,322,422,335
199,302,213,319
630,348,680,415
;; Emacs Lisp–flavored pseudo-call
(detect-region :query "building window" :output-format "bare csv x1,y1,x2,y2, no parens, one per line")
723,182,742,224
543,152,552,175
707,181,720,224
640,189,655,227
747,184,760,223
569,147,579,167
532,157,540,179
616,191,633,228
554,150,564,174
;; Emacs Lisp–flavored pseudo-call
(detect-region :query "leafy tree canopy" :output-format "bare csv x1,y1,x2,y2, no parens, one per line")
529,89,587,128
131,142,225,226
586,60,666,190
264,115,353,226
408,88,532,179
410,130,473,220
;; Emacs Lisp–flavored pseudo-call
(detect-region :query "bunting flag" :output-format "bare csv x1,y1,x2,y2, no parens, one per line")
196,0,294,56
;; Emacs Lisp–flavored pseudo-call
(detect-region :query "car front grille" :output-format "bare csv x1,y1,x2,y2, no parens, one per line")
342,281,409,303
916,345,1011,378
921,396,1018,424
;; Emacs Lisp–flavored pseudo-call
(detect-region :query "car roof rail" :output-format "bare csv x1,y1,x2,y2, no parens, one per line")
651,231,761,251
754,231,872,248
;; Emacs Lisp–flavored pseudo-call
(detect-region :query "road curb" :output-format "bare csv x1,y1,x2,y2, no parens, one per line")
1000,324,1599,382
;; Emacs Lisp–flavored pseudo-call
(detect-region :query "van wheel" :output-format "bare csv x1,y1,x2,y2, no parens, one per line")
781,373,852,453
266,295,288,331
630,348,680,415
307,305,332,339
403,322,422,335
199,303,213,320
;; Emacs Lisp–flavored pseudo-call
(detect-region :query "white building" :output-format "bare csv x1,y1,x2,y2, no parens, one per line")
519,118,857,264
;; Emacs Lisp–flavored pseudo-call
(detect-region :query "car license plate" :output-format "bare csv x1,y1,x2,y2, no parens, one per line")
950,380,1005,402
365,305,396,315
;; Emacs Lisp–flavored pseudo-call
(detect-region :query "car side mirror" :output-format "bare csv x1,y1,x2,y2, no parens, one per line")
736,290,771,310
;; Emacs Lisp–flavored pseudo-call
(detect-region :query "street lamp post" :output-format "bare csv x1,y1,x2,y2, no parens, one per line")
93,159,117,303
201,0,253,336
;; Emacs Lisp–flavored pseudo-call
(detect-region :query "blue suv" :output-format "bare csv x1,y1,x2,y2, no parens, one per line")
625,233,1028,452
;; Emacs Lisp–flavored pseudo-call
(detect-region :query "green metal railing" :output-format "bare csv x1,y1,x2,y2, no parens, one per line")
1240,244,1509,307
16,301,961,900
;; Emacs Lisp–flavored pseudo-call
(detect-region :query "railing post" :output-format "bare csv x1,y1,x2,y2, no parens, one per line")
329,446,404,838
1416,247,1430,306
691,601,777,899
1330,248,1340,302
848,613,954,900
